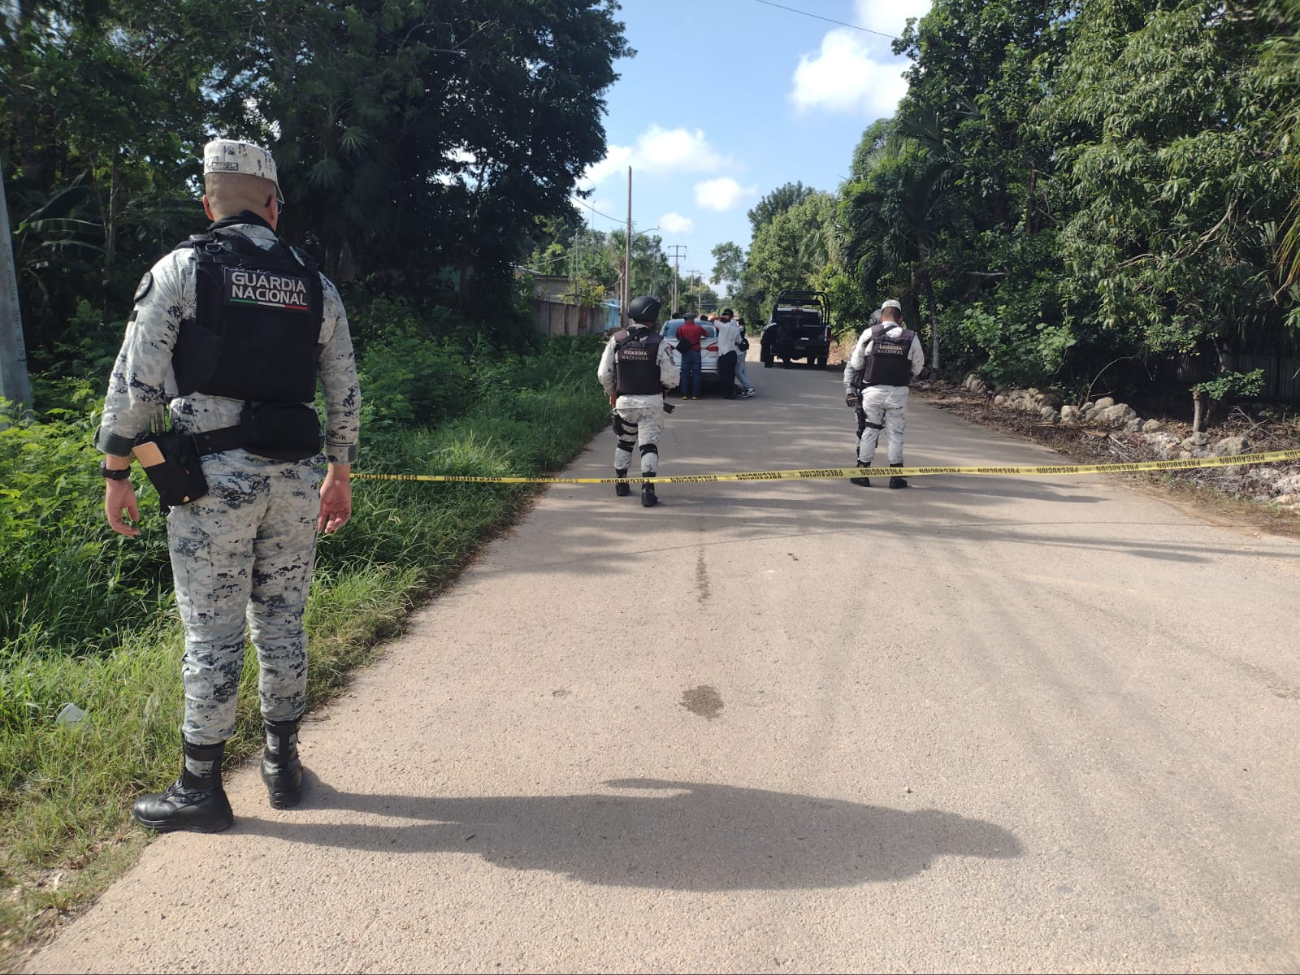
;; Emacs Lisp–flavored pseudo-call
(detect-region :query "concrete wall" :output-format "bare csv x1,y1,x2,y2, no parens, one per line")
531,299,598,337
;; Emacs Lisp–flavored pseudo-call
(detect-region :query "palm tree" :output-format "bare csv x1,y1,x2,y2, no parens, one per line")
842,134,956,370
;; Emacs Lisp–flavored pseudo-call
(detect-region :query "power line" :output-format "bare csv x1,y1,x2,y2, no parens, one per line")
572,196,625,226
748,0,900,40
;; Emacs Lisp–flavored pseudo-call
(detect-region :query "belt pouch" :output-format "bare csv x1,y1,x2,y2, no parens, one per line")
241,403,322,462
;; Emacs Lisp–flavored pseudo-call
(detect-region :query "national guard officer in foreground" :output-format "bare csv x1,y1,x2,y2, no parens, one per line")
597,295,680,507
843,299,924,488
95,139,361,833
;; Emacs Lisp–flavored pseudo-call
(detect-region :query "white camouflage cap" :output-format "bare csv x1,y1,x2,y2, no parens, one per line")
203,139,279,190
881,299,903,312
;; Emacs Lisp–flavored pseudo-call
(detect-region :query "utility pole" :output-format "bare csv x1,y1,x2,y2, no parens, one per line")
0,159,33,417
570,228,579,306
687,269,703,313
666,244,687,314
623,167,632,324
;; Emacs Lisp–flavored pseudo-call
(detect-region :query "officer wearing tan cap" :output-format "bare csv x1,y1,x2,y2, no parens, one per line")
94,138,361,832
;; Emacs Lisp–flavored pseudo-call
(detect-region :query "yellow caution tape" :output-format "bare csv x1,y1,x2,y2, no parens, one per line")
351,449,1300,485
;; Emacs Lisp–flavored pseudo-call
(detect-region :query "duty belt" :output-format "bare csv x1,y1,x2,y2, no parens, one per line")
189,424,247,456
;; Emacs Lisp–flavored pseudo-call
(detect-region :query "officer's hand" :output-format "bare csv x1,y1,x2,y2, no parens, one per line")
318,467,352,534
845,392,858,409
104,479,141,537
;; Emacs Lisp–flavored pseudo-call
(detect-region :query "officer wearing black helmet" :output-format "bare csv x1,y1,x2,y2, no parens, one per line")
597,295,680,507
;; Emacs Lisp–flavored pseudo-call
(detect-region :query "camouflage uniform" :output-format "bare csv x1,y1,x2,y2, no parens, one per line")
95,221,360,744
596,330,679,477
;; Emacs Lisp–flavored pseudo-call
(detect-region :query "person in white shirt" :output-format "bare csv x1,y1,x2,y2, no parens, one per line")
715,309,754,398
842,299,925,488
713,309,741,399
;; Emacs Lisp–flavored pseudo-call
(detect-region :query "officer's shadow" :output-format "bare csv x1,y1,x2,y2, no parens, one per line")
236,777,1022,891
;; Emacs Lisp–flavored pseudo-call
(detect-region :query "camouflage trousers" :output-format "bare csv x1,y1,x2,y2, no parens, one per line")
612,405,664,475
167,449,324,745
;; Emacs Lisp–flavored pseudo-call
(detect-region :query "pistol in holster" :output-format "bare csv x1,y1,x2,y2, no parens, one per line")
133,433,209,513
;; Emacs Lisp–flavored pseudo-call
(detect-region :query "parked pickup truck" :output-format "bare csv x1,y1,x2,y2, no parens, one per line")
759,290,832,369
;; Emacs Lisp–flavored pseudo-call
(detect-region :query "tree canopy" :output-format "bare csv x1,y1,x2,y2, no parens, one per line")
2,0,631,366
727,0,1300,401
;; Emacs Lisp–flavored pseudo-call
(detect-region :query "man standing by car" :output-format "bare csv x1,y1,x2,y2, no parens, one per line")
843,299,924,488
732,315,756,397
598,295,680,507
676,311,708,400
716,309,754,398
95,138,360,833
715,308,741,398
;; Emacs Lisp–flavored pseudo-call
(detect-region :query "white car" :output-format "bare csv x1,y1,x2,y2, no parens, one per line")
660,319,720,383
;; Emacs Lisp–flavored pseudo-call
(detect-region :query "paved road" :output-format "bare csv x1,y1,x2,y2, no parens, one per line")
30,353,1300,973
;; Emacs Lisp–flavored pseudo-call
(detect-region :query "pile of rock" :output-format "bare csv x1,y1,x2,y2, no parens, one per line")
1073,397,1141,431
968,379,1269,462
952,374,1299,512
988,385,1066,423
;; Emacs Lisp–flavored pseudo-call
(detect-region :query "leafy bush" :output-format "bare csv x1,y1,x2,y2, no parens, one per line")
1195,369,1265,402
0,393,172,659
956,304,1077,387
358,333,474,429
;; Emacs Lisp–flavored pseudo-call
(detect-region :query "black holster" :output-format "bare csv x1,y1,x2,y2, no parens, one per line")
139,432,209,511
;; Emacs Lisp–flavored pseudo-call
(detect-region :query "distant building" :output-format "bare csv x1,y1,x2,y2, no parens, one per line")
518,271,611,337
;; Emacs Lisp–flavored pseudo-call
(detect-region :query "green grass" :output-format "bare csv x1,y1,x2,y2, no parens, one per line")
0,347,611,968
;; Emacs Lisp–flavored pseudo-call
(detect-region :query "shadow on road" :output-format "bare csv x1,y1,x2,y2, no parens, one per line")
235,778,1023,892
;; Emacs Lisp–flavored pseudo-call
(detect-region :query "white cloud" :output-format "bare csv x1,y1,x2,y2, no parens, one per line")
854,0,932,37
660,211,695,234
788,1,931,118
694,177,758,212
790,31,910,117
582,124,731,186
583,144,634,186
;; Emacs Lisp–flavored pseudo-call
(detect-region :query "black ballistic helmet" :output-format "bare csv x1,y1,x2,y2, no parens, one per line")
627,295,662,324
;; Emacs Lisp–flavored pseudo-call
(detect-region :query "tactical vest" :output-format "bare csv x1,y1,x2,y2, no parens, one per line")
863,324,916,387
614,330,664,396
172,227,324,403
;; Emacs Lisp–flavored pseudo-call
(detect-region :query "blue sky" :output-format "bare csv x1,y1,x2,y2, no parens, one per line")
575,0,932,288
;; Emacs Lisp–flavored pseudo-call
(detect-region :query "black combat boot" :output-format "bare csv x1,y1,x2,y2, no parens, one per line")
261,719,304,809
641,482,658,507
889,462,910,489
849,460,871,487
614,468,631,497
132,739,234,833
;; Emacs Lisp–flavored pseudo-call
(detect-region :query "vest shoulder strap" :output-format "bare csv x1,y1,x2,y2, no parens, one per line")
289,245,320,273
173,230,244,265
871,324,914,344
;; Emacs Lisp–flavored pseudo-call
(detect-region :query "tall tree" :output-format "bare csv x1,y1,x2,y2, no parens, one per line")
1,0,632,364
1043,0,1298,367
743,192,837,322
746,181,814,237
710,242,745,297
842,143,956,368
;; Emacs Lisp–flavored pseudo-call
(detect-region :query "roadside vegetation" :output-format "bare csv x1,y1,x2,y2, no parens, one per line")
1,312,610,958
717,0,1300,420
1,1,632,962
